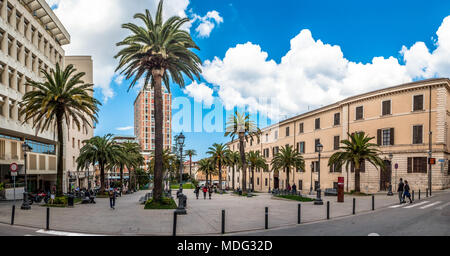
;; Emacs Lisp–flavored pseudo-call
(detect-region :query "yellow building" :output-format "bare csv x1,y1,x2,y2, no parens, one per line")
228,78,450,194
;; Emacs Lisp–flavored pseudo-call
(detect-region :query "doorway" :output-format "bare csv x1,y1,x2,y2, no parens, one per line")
380,160,392,191
274,177,279,189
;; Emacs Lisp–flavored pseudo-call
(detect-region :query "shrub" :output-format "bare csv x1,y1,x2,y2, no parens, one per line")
144,197,177,209
275,195,314,202
0,183,4,192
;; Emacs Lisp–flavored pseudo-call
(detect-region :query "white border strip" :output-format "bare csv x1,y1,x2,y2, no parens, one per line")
36,229,104,236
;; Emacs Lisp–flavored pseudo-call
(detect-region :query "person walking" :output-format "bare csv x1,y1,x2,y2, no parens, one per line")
109,188,116,209
403,180,413,204
195,185,200,200
208,185,213,200
202,185,208,200
397,178,405,204
292,183,297,194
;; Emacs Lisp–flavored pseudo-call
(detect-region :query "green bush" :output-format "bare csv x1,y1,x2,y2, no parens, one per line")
144,197,177,209
0,183,4,192
170,183,195,189
275,195,314,202
54,196,68,205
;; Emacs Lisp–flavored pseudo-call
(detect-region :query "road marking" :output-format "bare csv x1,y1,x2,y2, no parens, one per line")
420,201,442,209
435,202,450,210
403,201,429,209
36,229,104,236
389,204,404,208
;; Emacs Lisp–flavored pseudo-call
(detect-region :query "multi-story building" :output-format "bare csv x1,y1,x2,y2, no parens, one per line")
134,87,172,170
0,0,94,197
64,56,94,192
227,78,450,194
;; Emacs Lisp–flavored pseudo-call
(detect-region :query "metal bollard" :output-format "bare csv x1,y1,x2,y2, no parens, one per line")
173,211,177,236
426,188,429,197
372,195,375,211
46,207,50,230
412,190,415,201
11,205,15,225
221,209,225,234
327,201,330,220
352,198,356,215
265,207,268,229
298,204,301,224
419,189,421,200
430,188,432,197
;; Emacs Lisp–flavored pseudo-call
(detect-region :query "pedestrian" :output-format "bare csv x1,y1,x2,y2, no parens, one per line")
292,183,297,194
397,178,405,204
208,185,212,200
195,185,200,200
109,188,116,209
202,185,207,200
403,180,413,204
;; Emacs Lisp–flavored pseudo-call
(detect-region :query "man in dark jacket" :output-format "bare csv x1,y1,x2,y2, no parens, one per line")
397,178,405,204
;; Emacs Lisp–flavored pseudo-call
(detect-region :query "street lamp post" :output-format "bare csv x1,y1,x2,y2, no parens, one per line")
314,143,323,205
387,153,394,196
21,142,32,210
310,162,314,195
175,132,186,215
427,150,432,196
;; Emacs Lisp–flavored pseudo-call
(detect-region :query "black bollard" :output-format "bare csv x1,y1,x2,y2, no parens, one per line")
265,207,268,229
352,198,356,215
298,204,301,224
327,201,330,219
412,190,415,201
11,205,15,225
46,207,50,230
372,195,375,211
221,210,225,234
419,189,421,200
173,211,177,236
426,188,429,197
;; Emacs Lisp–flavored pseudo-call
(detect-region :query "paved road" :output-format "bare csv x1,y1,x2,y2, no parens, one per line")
233,192,450,236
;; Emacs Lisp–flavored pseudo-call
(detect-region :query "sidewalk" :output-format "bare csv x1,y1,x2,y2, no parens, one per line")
0,188,447,235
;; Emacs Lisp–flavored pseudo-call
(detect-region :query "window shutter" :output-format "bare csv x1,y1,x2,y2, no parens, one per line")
377,129,382,145
407,157,412,173
360,160,365,173
390,128,395,145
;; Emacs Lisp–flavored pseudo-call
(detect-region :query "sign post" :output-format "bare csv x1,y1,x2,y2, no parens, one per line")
10,163,18,204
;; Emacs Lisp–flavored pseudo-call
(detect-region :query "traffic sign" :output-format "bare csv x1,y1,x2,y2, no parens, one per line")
10,163,18,176
428,158,436,165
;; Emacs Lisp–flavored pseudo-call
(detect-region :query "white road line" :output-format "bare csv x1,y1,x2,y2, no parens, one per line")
389,204,404,208
420,201,442,209
36,229,104,236
403,201,429,209
435,202,450,210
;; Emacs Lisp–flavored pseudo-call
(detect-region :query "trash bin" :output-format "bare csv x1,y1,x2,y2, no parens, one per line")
67,194,74,207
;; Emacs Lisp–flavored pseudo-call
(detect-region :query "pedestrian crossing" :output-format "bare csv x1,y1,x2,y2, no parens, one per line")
388,200,449,210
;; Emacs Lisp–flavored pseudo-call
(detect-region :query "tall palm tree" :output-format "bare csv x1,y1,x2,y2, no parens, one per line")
120,142,144,190
76,134,122,194
185,149,197,180
115,0,201,201
328,132,385,192
225,111,260,192
197,158,216,186
206,143,229,191
271,145,305,189
20,63,100,196
246,151,266,192
225,150,240,190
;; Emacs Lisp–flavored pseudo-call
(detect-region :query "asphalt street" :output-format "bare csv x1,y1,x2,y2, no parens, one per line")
234,192,450,236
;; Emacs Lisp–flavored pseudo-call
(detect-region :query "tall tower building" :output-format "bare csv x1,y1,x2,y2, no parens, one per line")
134,87,172,170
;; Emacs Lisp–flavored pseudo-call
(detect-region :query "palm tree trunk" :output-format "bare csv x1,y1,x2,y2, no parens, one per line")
120,164,124,190
100,162,105,194
206,172,209,186
355,167,361,192
232,165,235,190
56,114,64,197
218,161,222,190
152,68,164,201
287,167,290,190
251,166,254,192
238,133,247,192
189,155,192,180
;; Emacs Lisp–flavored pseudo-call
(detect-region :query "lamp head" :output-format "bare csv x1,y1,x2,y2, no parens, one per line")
177,132,185,146
316,143,323,153
22,142,32,152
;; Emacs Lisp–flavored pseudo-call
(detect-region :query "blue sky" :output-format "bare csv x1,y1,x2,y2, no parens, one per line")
86,0,450,160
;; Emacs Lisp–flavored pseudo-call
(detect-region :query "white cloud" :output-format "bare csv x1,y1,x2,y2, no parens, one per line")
47,0,194,102
202,16,450,120
192,10,223,38
183,81,214,107
116,126,133,131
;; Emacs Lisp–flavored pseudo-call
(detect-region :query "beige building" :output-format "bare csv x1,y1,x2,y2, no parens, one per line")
228,78,450,194
0,0,93,196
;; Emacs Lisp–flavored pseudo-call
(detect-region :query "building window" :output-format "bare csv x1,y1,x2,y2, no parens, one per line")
286,127,290,137
382,100,391,116
315,139,321,152
413,95,424,111
265,134,268,142
298,180,303,190
265,178,268,186
299,123,304,133
297,141,305,154
72,138,75,148
407,157,427,173
356,106,364,120
273,146,279,156
257,177,260,185
334,113,340,126
274,131,278,140
334,136,340,150
330,163,342,172
382,129,390,146
413,125,423,144
315,118,320,130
